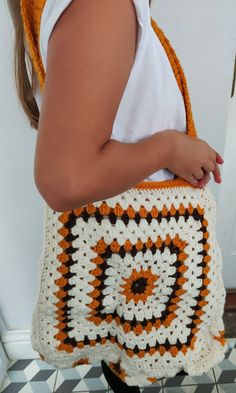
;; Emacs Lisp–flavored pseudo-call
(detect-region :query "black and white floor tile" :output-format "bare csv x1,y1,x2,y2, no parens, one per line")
1,338,235,393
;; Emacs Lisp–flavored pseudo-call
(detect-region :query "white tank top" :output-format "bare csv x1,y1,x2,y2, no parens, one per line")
34,0,187,182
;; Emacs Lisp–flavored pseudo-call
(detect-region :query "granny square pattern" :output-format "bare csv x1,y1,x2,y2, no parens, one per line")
31,186,228,386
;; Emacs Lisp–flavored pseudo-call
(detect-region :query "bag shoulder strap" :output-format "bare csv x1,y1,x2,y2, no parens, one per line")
151,18,196,137
20,0,46,89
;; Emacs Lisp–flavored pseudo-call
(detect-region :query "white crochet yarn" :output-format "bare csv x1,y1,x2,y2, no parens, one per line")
30,184,228,387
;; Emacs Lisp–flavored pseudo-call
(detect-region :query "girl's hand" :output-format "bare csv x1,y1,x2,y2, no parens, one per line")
162,130,224,188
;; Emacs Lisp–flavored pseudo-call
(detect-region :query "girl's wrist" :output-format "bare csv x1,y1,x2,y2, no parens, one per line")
150,130,175,171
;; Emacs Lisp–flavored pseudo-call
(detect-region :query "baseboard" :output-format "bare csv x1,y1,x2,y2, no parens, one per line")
0,311,7,336
225,288,236,311
0,341,9,386
1,329,39,360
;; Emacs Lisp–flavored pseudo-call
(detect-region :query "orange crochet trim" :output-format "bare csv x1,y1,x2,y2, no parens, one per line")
20,0,198,190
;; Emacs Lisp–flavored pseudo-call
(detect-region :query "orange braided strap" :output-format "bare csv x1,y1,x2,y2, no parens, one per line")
150,18,197,138
20,0,46,90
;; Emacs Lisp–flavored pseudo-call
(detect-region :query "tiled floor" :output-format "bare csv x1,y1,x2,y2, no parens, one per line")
0,338,235,393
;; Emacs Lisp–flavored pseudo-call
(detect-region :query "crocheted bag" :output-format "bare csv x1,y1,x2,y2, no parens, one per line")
21,0,228,386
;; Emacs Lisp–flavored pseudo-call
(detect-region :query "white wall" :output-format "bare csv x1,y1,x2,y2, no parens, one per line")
152,0,236,289
152,0,236,201
218,95,236,288
0,0,235,336
0,1,44,331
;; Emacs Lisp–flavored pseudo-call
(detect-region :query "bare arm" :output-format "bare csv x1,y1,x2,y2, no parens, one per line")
59,132,171,211
34,0,171,211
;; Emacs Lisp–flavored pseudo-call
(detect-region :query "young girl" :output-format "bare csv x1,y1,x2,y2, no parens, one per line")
7,0,224,392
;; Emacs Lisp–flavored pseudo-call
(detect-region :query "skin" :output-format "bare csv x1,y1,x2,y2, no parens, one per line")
188,147,223,188
196,153,223,188
162,129,223,189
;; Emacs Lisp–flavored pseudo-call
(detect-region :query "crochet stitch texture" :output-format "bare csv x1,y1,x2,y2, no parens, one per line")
20,0,228,386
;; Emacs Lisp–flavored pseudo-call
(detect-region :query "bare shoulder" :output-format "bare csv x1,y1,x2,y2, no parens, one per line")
35,0,138,206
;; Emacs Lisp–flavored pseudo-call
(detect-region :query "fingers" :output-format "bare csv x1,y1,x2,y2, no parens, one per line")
195,162,221,188
186,175,199,187
186,170,210,188
194,158,222,188
181,144,224,187
202,148,224,185
202,161,215,173
212,161,222,183
197,172,211,189
211,149,223,183
215,152,224,164
193,168,204,180
211,149,224,164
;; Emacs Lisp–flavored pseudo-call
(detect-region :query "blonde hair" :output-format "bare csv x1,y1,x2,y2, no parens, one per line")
7,0,153,131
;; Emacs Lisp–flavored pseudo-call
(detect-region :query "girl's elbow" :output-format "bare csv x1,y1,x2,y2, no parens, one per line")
34,172,86,212
42,187,86,212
